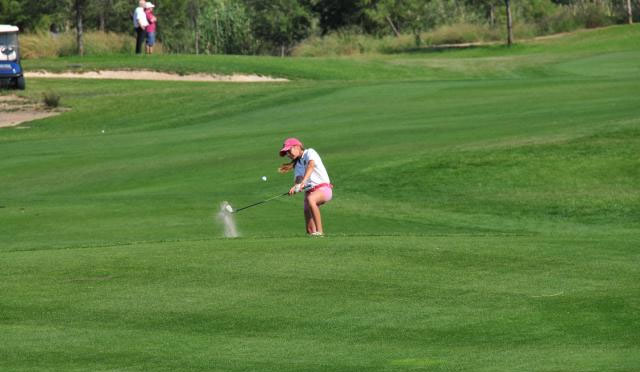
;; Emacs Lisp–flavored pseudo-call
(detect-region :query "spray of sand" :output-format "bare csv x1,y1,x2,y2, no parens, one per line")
217,201,239,238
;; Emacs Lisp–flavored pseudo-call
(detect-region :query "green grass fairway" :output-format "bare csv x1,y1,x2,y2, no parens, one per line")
2,26,640,371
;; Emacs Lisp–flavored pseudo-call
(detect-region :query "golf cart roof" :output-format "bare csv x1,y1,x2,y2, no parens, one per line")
0,25,19,33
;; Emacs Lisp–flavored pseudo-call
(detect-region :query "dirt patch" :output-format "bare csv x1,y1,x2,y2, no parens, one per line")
25,70,289,83
0,95,62,128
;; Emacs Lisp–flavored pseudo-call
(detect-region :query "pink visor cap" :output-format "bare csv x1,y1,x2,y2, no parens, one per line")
279,138,303,156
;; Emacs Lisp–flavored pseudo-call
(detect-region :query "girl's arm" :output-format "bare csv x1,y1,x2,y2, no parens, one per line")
300,160,315,185
288,161,314,195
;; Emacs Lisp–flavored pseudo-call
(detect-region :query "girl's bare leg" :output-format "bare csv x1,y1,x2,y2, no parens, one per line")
305,207,316,234
306,191,328,234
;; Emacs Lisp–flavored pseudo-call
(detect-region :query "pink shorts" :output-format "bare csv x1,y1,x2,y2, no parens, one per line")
304,185,333,211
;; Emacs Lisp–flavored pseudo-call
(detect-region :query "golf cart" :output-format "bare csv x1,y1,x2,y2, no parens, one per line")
0,25,25,90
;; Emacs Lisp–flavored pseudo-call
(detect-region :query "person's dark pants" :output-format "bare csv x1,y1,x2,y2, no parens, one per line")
135,27,145,54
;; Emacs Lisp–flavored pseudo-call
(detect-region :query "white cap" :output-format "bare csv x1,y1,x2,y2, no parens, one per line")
145,2,155,8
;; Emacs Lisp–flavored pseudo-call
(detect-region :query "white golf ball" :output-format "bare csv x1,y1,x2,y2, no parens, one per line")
101,130,105,133
261,176,267,181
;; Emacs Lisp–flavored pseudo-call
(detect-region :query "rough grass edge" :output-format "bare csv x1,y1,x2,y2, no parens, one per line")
20,31,164,59
291,16,622,57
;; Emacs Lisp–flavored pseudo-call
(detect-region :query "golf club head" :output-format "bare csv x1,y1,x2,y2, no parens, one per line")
220,201,234,214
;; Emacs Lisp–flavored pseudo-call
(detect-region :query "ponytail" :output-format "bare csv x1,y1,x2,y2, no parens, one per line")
278,146,304,173
278,160,295,173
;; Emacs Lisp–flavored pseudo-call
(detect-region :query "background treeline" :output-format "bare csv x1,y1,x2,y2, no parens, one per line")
1,0,638,57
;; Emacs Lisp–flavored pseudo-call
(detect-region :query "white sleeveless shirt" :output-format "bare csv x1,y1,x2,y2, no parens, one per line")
294,148,330,187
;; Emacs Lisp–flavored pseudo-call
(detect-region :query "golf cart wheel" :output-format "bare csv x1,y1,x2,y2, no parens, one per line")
15,75,25,90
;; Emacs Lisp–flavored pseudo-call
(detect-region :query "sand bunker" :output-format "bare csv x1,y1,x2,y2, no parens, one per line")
25,70,289,83
0,95,61,128
2,70,287,127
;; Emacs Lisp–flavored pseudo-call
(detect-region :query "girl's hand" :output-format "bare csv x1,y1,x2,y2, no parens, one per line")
289,184,301,195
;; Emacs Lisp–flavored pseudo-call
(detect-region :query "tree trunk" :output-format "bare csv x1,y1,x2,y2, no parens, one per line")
195,21,199,54
490,5,495,26
386,15,401,37
100,0,112,32
280,44,285,57
626,0,633,24
505,0,513,47
75,0,84,56
413,29,421,47
99,10,106,32
189,0,200,54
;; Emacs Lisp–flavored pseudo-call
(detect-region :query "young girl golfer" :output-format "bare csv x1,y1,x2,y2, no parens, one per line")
279,138,332,236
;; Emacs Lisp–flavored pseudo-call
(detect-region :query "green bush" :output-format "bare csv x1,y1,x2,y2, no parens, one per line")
424,23,502,45
512,22,539,40
293,23,506,57
576,1,614,28
523,1,614,35
42,90,61,108
538,7,582,34
82,32,138,56
21,31,162,59
20,32,69,59
292,28,407,57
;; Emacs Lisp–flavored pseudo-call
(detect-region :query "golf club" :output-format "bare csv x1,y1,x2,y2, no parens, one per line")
227,192,287,214
227,184,312,214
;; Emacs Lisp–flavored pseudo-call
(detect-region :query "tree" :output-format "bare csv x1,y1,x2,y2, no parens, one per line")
0,0,27,27
84,0,114,32
505,0,513,46
2,0,68,32
188,0,200,53
104,0,139,33
361,0,446,46
246,0,315,55
626,0,633,24
157,0,195,53
360,0,402,36
199,0,254,54
464,0,502,26
74,0,89,55
309,0,364,34
403,0,432,46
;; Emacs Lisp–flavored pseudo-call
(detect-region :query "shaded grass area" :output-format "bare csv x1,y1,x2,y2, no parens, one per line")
1,237,639,371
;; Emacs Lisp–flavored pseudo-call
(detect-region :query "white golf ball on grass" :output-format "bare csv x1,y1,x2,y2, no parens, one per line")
261,176,267,181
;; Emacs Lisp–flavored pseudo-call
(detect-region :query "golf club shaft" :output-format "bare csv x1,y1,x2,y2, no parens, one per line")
233,192,289,213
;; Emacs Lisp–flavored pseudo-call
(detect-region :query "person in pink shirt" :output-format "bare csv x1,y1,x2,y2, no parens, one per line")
144,2,157,54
